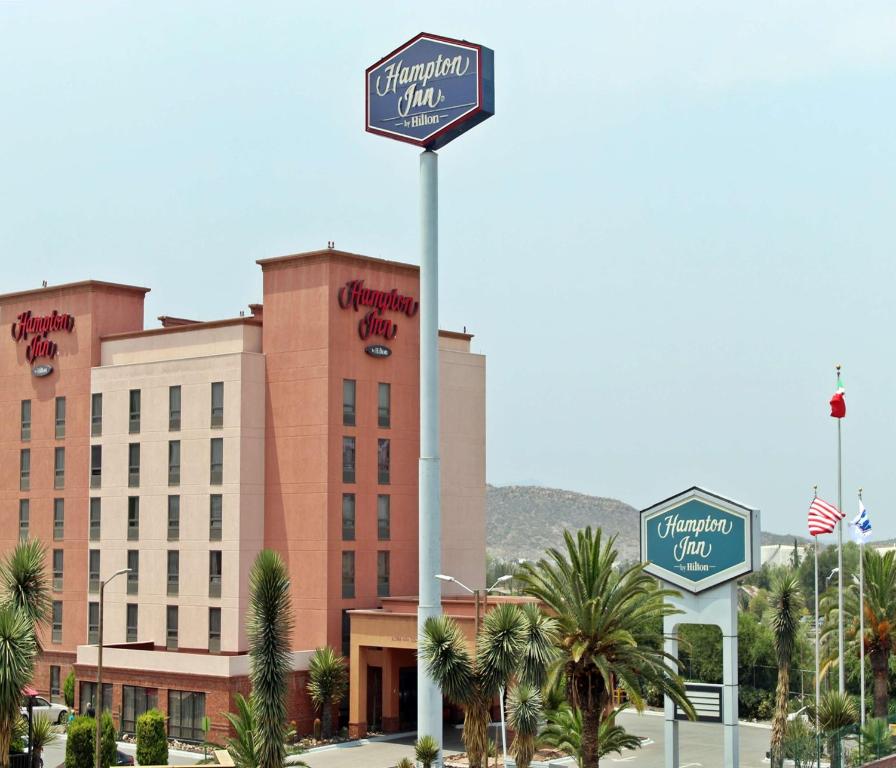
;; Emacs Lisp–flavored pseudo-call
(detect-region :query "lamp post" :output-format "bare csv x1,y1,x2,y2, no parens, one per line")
95,568,130,768
826,567,839,589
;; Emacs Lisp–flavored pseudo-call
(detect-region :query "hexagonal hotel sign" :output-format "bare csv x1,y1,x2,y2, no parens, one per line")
366,32,494,150
640,486,760,594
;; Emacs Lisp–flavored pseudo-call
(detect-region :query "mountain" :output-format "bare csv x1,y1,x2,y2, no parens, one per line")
486,485,640,563
486,484,815,563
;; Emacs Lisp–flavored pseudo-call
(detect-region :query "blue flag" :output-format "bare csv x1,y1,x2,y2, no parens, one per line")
850,501,872,544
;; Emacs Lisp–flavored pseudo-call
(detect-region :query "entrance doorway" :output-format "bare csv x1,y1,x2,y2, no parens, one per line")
366,666,382,731
398,666,417,731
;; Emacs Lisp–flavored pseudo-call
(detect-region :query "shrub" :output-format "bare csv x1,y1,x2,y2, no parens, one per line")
415,735,439,768
100,711,118,768
136,709,168,766
396,759,414,768
65,716,95,768
63,670,76,709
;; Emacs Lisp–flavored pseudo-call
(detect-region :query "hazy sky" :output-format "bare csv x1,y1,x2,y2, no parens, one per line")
3,2,895,538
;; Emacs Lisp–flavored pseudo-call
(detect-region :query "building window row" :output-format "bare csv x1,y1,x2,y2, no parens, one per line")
342,437,390,484
341,494,390,542
342,380,391,428
19,397,66,441
84,494,222,543
88,546,224,600
89,383,225,438
16,498,66,542
89,438,224,489
340,549,391,599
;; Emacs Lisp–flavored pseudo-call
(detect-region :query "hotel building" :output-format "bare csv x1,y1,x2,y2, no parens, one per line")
0,249,485,742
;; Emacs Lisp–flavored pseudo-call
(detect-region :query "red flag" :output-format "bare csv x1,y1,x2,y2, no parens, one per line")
808,496,844,536
830,372,845,418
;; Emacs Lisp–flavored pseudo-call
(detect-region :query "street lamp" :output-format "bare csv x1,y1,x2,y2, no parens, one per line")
96,568,130,768
435,574,512,636
826,567,839,589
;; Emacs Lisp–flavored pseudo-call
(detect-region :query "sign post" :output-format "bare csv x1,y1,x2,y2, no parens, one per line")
641,487,760,768
366,33,494,760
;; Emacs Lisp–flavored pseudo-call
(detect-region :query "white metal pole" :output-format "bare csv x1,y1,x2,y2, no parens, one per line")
858,491,866,729
814,534,820,766
418,148,442,762
837,366,845,695
499,686,507,766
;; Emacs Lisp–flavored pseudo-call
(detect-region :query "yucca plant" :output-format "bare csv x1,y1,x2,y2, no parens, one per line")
809,690,857,768
306,646,348,739
247,550,294,768
769,573,802,768
506,682,541,768
1,539,51,644
29,714,57,766
395,758,414,768
0,605,37,768
517,527,694,768
420,602,558,768
414,734,439,768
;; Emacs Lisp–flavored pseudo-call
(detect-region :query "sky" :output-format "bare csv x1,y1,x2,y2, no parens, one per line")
2,1,895,539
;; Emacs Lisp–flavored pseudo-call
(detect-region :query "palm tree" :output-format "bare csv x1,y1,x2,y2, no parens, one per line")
506,683,541,768
0,606,37,768
420,602,558,768
0,540,50,649
811,690,857,768
223,693,258,768
517,527,694,768
769,573,802,768
821,548,896,718
860,718,893,761
306,647,348,740
539,703,641,766
246,550,294,768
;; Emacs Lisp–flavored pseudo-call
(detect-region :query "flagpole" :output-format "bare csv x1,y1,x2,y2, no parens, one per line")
814,521,821,768
858,488,866,730
836,364,845,695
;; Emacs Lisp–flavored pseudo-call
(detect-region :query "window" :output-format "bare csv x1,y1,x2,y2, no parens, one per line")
50,666,61,703
168,440,181,485
52,602,62,644
129,389,141,433
209,495,222,541
18,500,29,540
168,690,205,741
209,551,222,598
128,443,140,487
169,386,181,431
55,397,66,439
88,550,100,593
54,447,65,489
126,604,138,642
127,497,139,541
121,686,157,734
167,551,179,596
53,498,64,540
127,551,139,595
342,437,355,483
210,438,223,484
341,610,351,657
377,551,390,598
166,606,178,651
79,682,111,716
377,495,390,540
211,382,224,428
377,439,390,484
52,550,63,592
343,379,356,426
90,445,102,488
378,383,391,428
168,496,180,541
21,400,31,441
89,498,101,541
20,449,30,491
91,393,103,437
208,608,221,653
342,551,355,599
342,494,355,541
88,602,99,645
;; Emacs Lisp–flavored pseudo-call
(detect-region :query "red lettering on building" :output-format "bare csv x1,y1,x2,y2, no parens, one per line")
337,280,417,342
10,310,75,363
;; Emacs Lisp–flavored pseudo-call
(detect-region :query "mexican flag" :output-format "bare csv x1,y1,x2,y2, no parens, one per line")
830,372,845,419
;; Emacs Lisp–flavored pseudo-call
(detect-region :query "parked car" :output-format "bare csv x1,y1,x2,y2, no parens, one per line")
19,697,68,725
113,750,134,766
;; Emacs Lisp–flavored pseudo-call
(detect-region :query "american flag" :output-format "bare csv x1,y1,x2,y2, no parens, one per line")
808,496,844,536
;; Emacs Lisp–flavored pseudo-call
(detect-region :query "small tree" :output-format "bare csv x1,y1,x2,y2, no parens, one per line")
63,670,76,709
414,735,439,768
65,716,95,768
306,647,348,739
136,709,168,766
100,711,117,768
29,715,58,767
507,683,541,768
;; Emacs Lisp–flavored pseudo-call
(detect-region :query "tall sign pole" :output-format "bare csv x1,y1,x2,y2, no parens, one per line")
366,33,494,760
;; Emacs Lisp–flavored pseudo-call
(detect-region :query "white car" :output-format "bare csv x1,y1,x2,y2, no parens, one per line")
21,696,68,724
